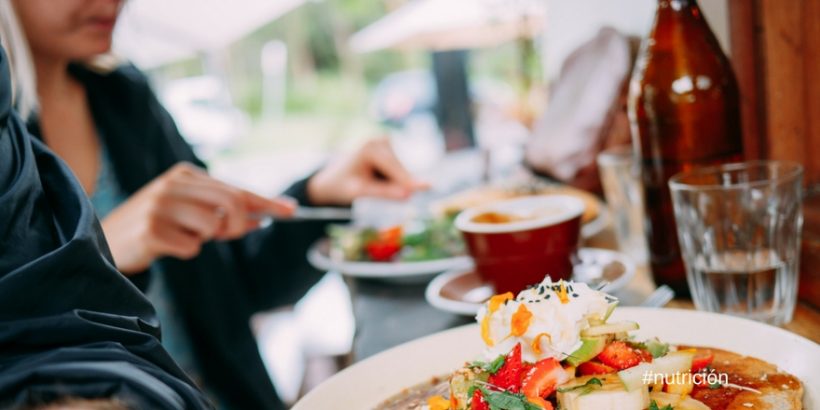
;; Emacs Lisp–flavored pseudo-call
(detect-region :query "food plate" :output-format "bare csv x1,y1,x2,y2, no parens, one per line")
425,248,635,315
307,238,473,281
292,307,820,409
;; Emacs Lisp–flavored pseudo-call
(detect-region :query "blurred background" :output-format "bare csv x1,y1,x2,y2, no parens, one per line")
111,0,729,196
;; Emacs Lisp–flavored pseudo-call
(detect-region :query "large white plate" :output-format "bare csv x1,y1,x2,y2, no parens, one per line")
293,307,820,409
307,238,473,281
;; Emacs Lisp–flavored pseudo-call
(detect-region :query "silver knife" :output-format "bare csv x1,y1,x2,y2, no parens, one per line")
251,206,352,222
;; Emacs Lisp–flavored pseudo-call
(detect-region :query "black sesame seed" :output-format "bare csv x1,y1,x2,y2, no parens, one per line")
572,293,579,297
538,286,545,295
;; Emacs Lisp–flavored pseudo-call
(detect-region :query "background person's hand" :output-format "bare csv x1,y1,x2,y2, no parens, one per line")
306,138,429,206
100,163,295,274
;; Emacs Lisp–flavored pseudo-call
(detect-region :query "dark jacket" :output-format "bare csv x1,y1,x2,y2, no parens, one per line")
26,64,330,409
0,46,211,409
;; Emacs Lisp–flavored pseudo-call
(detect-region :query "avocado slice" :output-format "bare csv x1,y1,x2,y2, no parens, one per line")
565,336,607,366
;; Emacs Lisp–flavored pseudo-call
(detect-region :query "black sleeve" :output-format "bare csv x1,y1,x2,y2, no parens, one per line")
0,48,211,409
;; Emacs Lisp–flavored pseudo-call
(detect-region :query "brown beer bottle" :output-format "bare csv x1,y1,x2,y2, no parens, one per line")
627,0,743,297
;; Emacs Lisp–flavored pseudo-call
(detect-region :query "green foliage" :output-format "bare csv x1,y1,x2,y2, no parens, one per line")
479,388,543,410
470,354,507,374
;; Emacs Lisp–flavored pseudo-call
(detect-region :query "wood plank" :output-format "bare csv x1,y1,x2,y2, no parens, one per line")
803,0,820,185
759,0,806,165
727,0,766,160
667,300,820,343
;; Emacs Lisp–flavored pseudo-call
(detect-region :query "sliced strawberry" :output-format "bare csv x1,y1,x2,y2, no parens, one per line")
596,341,642,370
470,388,489,410
522,358,564,399
576,360,616,376
487,343,524,392
691,349,714,373
637,348,654,363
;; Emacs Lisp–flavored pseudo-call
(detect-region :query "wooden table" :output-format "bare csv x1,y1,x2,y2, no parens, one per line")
587,228,820,344
667,299,820,343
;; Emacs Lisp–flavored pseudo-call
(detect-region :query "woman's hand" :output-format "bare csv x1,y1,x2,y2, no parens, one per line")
306,138,428,206
100,163,295,274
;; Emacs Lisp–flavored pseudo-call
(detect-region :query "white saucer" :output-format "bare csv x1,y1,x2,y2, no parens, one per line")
425,248,636,315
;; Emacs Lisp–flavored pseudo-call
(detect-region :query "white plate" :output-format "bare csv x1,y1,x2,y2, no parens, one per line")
425,248,636,316
307,238,473,281
293,307,820,409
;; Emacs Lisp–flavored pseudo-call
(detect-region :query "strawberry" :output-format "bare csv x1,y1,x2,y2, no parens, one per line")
576,360,616,376
595,341,642,370
691,349,714,373
470,388,489,410
637,348,654,363
521,358,564,399
487,343,524,392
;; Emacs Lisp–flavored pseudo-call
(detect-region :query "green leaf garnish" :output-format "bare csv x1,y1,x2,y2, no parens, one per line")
556,377,603,396
708,381,722,390
649,399,674,410
479,387,543,410
630,338,670,358
470,354,506,374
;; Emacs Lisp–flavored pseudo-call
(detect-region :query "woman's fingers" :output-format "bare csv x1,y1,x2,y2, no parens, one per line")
243,193,297,217
364,139,430,193
160,164,298,239
157,200,221,240
148,223,203,260
164,176,248,238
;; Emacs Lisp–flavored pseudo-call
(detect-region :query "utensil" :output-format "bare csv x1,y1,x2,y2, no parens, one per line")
639,285,675,308
252,206,352,222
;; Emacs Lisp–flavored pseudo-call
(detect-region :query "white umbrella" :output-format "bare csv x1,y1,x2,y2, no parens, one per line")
349,0,545,53
113,0,306,68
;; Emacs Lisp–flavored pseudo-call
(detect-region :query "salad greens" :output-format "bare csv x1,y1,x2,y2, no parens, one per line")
327,216,463,262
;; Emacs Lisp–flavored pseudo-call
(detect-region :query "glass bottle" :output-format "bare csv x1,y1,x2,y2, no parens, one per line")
628,0,744,297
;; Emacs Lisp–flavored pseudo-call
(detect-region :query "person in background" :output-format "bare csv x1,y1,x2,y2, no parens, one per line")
0,43,209,410
0,0,426,408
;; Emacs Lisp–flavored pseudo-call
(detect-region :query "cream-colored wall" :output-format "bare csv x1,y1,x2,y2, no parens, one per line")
541,0,730,80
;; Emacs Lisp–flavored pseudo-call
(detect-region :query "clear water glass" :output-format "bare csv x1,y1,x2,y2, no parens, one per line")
669,161,803,325
597,146,648,264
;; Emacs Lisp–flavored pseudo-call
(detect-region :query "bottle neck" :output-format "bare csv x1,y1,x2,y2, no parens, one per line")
659,0,698,9
657,0,704,21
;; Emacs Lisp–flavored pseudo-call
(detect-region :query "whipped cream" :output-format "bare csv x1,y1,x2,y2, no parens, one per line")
476,278,615,363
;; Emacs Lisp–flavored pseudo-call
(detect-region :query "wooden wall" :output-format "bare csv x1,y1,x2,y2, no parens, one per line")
728,0,820,186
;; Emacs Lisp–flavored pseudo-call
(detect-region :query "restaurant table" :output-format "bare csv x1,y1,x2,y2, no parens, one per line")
345,228,820,362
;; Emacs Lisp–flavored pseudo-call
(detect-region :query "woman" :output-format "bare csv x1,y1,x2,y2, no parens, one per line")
0,0,426,408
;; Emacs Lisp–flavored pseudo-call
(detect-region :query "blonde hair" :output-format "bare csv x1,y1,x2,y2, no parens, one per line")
0,0,123,120
0,0,38,120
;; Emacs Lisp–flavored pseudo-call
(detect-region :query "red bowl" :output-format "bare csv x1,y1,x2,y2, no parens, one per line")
455,195,585,294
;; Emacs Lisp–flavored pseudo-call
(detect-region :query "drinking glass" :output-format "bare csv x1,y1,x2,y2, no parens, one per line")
669,161,803,325
597,146,648,264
